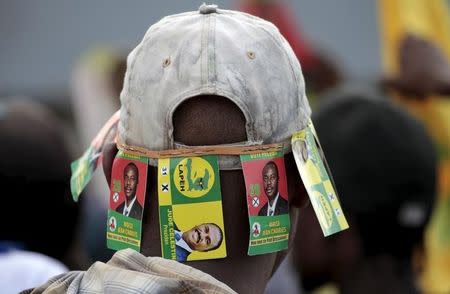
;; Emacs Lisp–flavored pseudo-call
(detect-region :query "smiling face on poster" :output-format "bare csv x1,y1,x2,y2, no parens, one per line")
158,155,227,262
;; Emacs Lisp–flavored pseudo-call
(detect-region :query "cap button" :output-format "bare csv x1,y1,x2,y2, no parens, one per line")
199,3,218,14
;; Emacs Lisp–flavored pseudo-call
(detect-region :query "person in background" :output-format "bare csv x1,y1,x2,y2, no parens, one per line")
0,99,82,293
379,1,450,291
293,92,436,293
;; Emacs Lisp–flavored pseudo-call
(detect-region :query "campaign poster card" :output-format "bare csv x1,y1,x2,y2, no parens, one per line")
70,111,120,201
158,155,227,262
107,150,148,251
240,151,290,256
291,120,349,237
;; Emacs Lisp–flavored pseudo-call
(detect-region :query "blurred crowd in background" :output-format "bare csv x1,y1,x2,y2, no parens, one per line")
1,0,450,293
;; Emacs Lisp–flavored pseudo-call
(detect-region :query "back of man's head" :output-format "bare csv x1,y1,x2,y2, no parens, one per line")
0,99,79,263
101,5,313,293
104,95,308,293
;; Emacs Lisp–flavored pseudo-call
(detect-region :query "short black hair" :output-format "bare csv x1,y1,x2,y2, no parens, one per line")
314,92,436,260
0,100,79,263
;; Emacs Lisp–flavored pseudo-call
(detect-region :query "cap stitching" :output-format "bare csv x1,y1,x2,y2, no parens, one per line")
212,12,217,88
200,13,206,88
206,14,211,89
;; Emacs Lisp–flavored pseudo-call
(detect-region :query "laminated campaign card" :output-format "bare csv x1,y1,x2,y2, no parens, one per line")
158,155,226,262
70,111,120,201
240,151,290,255
292,120,349,236
107,151,148,251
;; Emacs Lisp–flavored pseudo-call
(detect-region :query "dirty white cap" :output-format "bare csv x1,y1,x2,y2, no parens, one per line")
119,4,311,168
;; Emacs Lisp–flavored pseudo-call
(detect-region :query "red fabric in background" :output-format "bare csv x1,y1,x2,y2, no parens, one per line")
239,1,318,70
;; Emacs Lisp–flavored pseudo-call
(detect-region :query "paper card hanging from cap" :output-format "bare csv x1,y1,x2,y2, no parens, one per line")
292,120,349,236
240,151,290,255
107,150,148,251
70,111,120,201
158,155,226,262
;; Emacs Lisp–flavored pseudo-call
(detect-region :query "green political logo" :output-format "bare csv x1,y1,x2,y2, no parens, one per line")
174,157,215,198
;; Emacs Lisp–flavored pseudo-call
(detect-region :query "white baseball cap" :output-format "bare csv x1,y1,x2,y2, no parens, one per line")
118,4,311,169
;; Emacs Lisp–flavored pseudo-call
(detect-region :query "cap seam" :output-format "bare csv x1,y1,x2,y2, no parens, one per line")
200,13,206,87
207,14,211,88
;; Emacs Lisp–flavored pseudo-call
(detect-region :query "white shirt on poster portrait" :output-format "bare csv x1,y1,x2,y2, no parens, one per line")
266,193,280,216
123,196,137,217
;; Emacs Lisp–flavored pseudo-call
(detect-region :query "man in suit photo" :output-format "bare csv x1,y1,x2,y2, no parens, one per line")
174,222,223,262
258,161,289,216
116,162,143,219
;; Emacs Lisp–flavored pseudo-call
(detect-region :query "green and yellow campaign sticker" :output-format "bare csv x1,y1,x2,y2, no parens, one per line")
107,151,148,251
292,120,349,236
70,111,119,201
241,151,290,255
173,157,215,198
70,146,100,201
158,155,226,262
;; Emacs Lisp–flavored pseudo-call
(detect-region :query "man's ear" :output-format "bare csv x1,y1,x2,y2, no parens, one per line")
285,152,309,208
102,142,118,187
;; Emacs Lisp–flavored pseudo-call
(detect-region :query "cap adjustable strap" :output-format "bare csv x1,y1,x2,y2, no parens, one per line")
116,138,283,158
